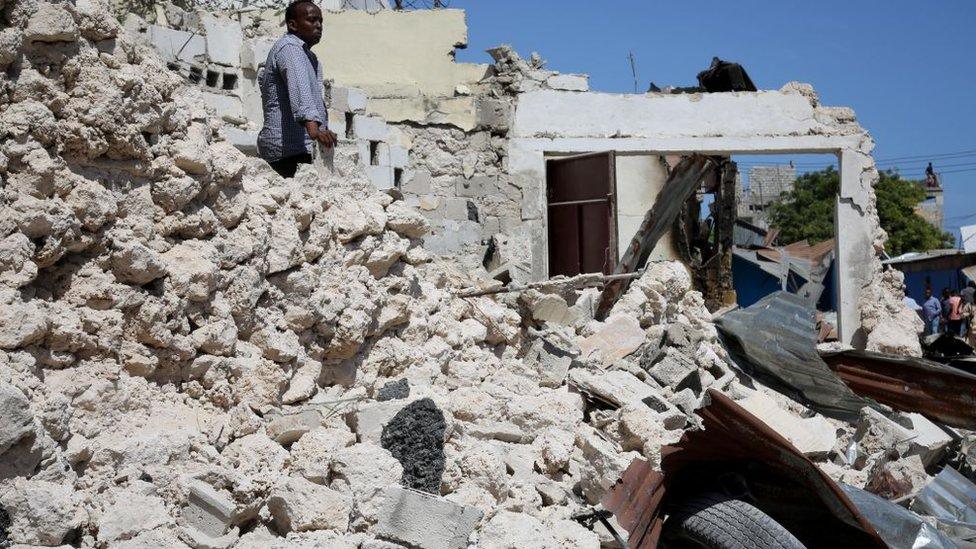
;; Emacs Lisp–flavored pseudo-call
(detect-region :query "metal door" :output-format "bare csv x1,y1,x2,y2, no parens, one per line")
546,152,617,277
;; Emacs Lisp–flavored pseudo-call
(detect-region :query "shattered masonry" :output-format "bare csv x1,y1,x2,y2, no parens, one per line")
0,0,944,548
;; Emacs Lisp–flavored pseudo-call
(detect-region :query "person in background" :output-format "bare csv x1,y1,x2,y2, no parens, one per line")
257,0,337,178
947,289,963,336
941,288,952,333
962,280,976,334
922,288,942,336
963,298,976,347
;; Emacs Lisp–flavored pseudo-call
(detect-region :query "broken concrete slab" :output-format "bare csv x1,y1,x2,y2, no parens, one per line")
546,73,589,92
736,392,838,458
569,369,668,411
578,314,645,363
374,486,482,549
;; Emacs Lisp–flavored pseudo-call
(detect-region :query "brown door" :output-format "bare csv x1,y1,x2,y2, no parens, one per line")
546,152,617,277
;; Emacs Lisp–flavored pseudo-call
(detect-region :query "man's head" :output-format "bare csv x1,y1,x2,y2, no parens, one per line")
925,288,932,299
969,281,976,289
285,0,322,46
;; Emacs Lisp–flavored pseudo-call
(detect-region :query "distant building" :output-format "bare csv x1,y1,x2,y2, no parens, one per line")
736,165,796,229
913,181,944,232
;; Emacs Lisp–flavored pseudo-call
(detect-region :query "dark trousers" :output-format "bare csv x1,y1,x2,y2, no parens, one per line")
267,153,312,178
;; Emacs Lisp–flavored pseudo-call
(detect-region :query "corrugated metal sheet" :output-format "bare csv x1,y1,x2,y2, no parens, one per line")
822,349,976,430
602,389,886,548
715,291,871,421
911,466,976,543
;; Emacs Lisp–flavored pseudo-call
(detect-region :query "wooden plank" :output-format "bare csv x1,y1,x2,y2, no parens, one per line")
595,155,717,319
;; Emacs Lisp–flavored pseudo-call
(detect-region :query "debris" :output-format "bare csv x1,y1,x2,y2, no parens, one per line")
736,391,838,458
697,57,758,92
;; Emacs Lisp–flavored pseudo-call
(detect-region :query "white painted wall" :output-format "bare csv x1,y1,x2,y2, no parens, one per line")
614,153,677,262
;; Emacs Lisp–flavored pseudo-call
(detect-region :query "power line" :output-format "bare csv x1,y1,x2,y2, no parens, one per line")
875,148,976,163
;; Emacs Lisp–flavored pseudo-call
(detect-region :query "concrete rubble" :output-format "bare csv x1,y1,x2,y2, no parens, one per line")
0,0,958,547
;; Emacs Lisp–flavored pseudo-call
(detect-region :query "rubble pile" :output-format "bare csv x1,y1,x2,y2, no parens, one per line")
0,1,962,548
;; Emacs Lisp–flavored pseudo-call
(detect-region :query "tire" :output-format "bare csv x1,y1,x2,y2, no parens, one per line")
664,492,806,549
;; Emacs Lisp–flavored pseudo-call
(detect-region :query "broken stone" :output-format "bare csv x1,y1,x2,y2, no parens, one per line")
266,409,322,445
578,314,645,362
374,486,482,549
376,378,410,401
864,455,929,500
0,479,82,546
569,368,666,410
97,489,170,544
268,476,352,534
0,381,34,454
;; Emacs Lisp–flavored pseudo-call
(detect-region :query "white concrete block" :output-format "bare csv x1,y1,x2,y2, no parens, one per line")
423,220,481,255
904,412,953,466
368,164,394,190
222,126,258,156
330,86,368,113
389,145,409,169
201,13,243,67
546,73,589,92
326,109,346,139
149,25,205,64
242,38,275,71
201,91,245,124
375,486,482,549
353,115,389,141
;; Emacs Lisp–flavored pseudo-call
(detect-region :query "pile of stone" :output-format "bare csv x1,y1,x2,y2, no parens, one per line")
0,1,955,548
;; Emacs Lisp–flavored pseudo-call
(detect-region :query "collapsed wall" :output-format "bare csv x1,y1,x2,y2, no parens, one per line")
0,1,933,547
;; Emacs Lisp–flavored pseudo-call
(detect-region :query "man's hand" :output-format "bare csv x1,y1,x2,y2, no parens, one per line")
316,128,338,149
304,121,337,149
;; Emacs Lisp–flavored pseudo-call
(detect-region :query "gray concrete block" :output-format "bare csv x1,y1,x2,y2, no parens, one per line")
475,97,511,131
375,486,482,549
182,479,235,538
456,175,497,199
149,25,205,64
401,171,432,195
201,13,243,67
201,91,245,124
221,126,258,156
326,109,347,138
423,220,482,255
648,348,699,390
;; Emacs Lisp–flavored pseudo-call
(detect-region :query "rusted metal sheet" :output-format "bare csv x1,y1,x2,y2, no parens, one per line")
602,389,886,548
822,349,976,430
595,155,716,319
715,290,870,421
546,152,618,277
601,459,665,549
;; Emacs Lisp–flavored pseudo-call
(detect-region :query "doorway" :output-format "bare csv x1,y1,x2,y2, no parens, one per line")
546,152,618,276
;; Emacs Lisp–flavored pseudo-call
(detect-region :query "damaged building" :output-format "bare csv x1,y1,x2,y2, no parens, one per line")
2,1,972,548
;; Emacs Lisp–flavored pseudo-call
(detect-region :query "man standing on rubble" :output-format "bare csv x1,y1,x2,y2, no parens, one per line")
922,287,942,335
257,0,337,178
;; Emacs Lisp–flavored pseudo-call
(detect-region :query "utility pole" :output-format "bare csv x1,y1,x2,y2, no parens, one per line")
628,51,639,93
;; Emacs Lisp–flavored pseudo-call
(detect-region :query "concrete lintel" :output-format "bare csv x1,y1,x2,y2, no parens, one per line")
510,135,859,156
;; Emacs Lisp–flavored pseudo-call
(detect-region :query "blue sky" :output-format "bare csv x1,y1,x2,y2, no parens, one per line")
449,0,976,243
